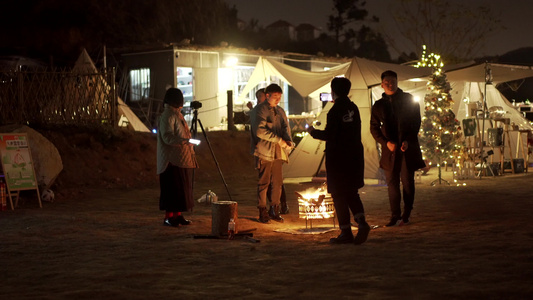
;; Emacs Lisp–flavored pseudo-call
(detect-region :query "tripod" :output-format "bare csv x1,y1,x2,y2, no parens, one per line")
190,108,233,201
476,150,496,178
430,164,451,186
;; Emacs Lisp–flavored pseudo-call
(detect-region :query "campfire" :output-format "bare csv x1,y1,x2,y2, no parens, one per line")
295,184,335,228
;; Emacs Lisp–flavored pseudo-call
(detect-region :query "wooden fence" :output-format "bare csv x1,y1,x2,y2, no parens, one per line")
0,68,117,127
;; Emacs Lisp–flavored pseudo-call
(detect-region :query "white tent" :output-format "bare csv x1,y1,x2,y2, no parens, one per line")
74,49,150,133
241,57,533,179
237,57,351,104
394,62,533,169
238,56,431,180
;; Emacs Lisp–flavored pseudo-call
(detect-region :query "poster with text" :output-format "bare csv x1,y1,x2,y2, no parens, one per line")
0,133,38,190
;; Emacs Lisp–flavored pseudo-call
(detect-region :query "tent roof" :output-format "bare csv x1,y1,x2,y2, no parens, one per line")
238,56,432,103
446,63,533,83
345,57,431,89
237,57,350,102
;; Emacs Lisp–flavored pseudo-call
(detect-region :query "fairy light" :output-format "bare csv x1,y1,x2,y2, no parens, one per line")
416,45,465,185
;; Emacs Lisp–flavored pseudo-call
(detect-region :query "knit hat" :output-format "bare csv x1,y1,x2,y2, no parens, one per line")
164,88,184,108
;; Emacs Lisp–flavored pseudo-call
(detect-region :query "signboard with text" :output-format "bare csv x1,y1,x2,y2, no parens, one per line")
0,133,38,191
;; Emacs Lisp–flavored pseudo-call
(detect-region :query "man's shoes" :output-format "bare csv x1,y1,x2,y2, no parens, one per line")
353,221,370,245
269,205,284,222
259,207,271,223
329,229,354,244
175,215,192,225
163,218,180,227
280,203,289,214
385,217,402,227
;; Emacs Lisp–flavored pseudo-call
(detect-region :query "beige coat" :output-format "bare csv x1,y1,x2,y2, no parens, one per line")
250,101,292,163
157,105,198,174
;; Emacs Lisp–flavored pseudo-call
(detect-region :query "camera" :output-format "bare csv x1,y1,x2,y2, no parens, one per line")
191,101,202,109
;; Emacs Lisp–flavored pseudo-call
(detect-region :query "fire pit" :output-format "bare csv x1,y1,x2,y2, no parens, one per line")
295,184,336,229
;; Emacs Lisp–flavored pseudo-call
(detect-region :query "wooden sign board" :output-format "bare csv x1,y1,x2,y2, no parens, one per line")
0,133,42,209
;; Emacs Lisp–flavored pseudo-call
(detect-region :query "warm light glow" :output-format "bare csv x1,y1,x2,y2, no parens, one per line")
296,186,335,220
224,57,238,67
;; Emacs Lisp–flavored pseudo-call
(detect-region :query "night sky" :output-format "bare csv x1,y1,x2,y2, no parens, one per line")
225,0,532,59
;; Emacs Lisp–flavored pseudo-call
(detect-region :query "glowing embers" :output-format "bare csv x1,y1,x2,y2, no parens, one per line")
296,185,335,220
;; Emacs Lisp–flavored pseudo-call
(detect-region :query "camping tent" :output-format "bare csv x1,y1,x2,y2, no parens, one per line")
236,57,351,105
387,62,533,169
74,49,150,133
238,56,431,180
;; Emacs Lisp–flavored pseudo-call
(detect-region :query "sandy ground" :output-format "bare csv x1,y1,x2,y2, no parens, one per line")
1,130,533,299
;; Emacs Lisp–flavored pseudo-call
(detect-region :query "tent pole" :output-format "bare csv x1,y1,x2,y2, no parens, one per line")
479,62,493,178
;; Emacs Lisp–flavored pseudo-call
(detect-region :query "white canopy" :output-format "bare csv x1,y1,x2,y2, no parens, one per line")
240,56,533,180
446,63,533,83
396,62,533,168
278,57,431,180
237,57,350,103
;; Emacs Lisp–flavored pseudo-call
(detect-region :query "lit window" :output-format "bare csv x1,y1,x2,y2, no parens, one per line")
129,68,150,102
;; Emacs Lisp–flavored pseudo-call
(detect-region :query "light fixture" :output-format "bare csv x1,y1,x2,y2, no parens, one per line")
224,57,238,67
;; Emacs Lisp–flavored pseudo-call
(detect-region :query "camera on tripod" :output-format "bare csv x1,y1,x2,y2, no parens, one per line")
191,101,202,109
478,149,494,161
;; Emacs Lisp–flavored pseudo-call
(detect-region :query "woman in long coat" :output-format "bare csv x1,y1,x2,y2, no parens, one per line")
157,88,198,227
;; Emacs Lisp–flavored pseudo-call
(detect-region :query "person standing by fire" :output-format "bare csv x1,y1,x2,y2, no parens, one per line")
249,88,290,215
307,77,370,245
157,88,198,227
250,83,293,223
370,70,426,227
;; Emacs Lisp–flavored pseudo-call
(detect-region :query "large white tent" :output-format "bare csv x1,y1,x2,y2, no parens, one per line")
396,62,533,169
239,56,431,180
240,57,533,180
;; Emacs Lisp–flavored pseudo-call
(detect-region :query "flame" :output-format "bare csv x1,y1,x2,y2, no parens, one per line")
296,185,334,219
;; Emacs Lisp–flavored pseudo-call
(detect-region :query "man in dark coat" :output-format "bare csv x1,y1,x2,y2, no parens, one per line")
308,77,370,245
370,70,426,227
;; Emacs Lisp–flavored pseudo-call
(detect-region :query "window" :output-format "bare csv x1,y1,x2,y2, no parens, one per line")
129,68,150,102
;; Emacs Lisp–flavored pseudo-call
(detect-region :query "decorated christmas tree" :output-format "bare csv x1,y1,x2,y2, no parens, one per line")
416,46,464,185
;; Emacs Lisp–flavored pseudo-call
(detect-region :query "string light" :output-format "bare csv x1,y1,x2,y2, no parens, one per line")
416,45,466,186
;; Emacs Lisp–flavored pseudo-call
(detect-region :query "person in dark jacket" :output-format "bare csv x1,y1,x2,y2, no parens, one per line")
307,77,370,245
370,70,426,227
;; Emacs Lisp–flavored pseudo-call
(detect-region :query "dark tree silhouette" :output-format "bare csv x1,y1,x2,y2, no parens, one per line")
326,0,386,58
327,0,369,46
354,25,391,62
0,0,238,64
383,0,503,63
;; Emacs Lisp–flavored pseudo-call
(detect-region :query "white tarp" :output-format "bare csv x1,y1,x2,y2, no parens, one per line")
397,62,533,167
74,49,150,133
240,57,533,180
279,57,431,180
237,57,350,104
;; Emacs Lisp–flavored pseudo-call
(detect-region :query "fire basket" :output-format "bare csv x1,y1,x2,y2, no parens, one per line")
295,184,336,229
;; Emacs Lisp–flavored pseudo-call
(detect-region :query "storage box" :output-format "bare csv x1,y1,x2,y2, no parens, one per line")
503,159,524,173
485,162,501,176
